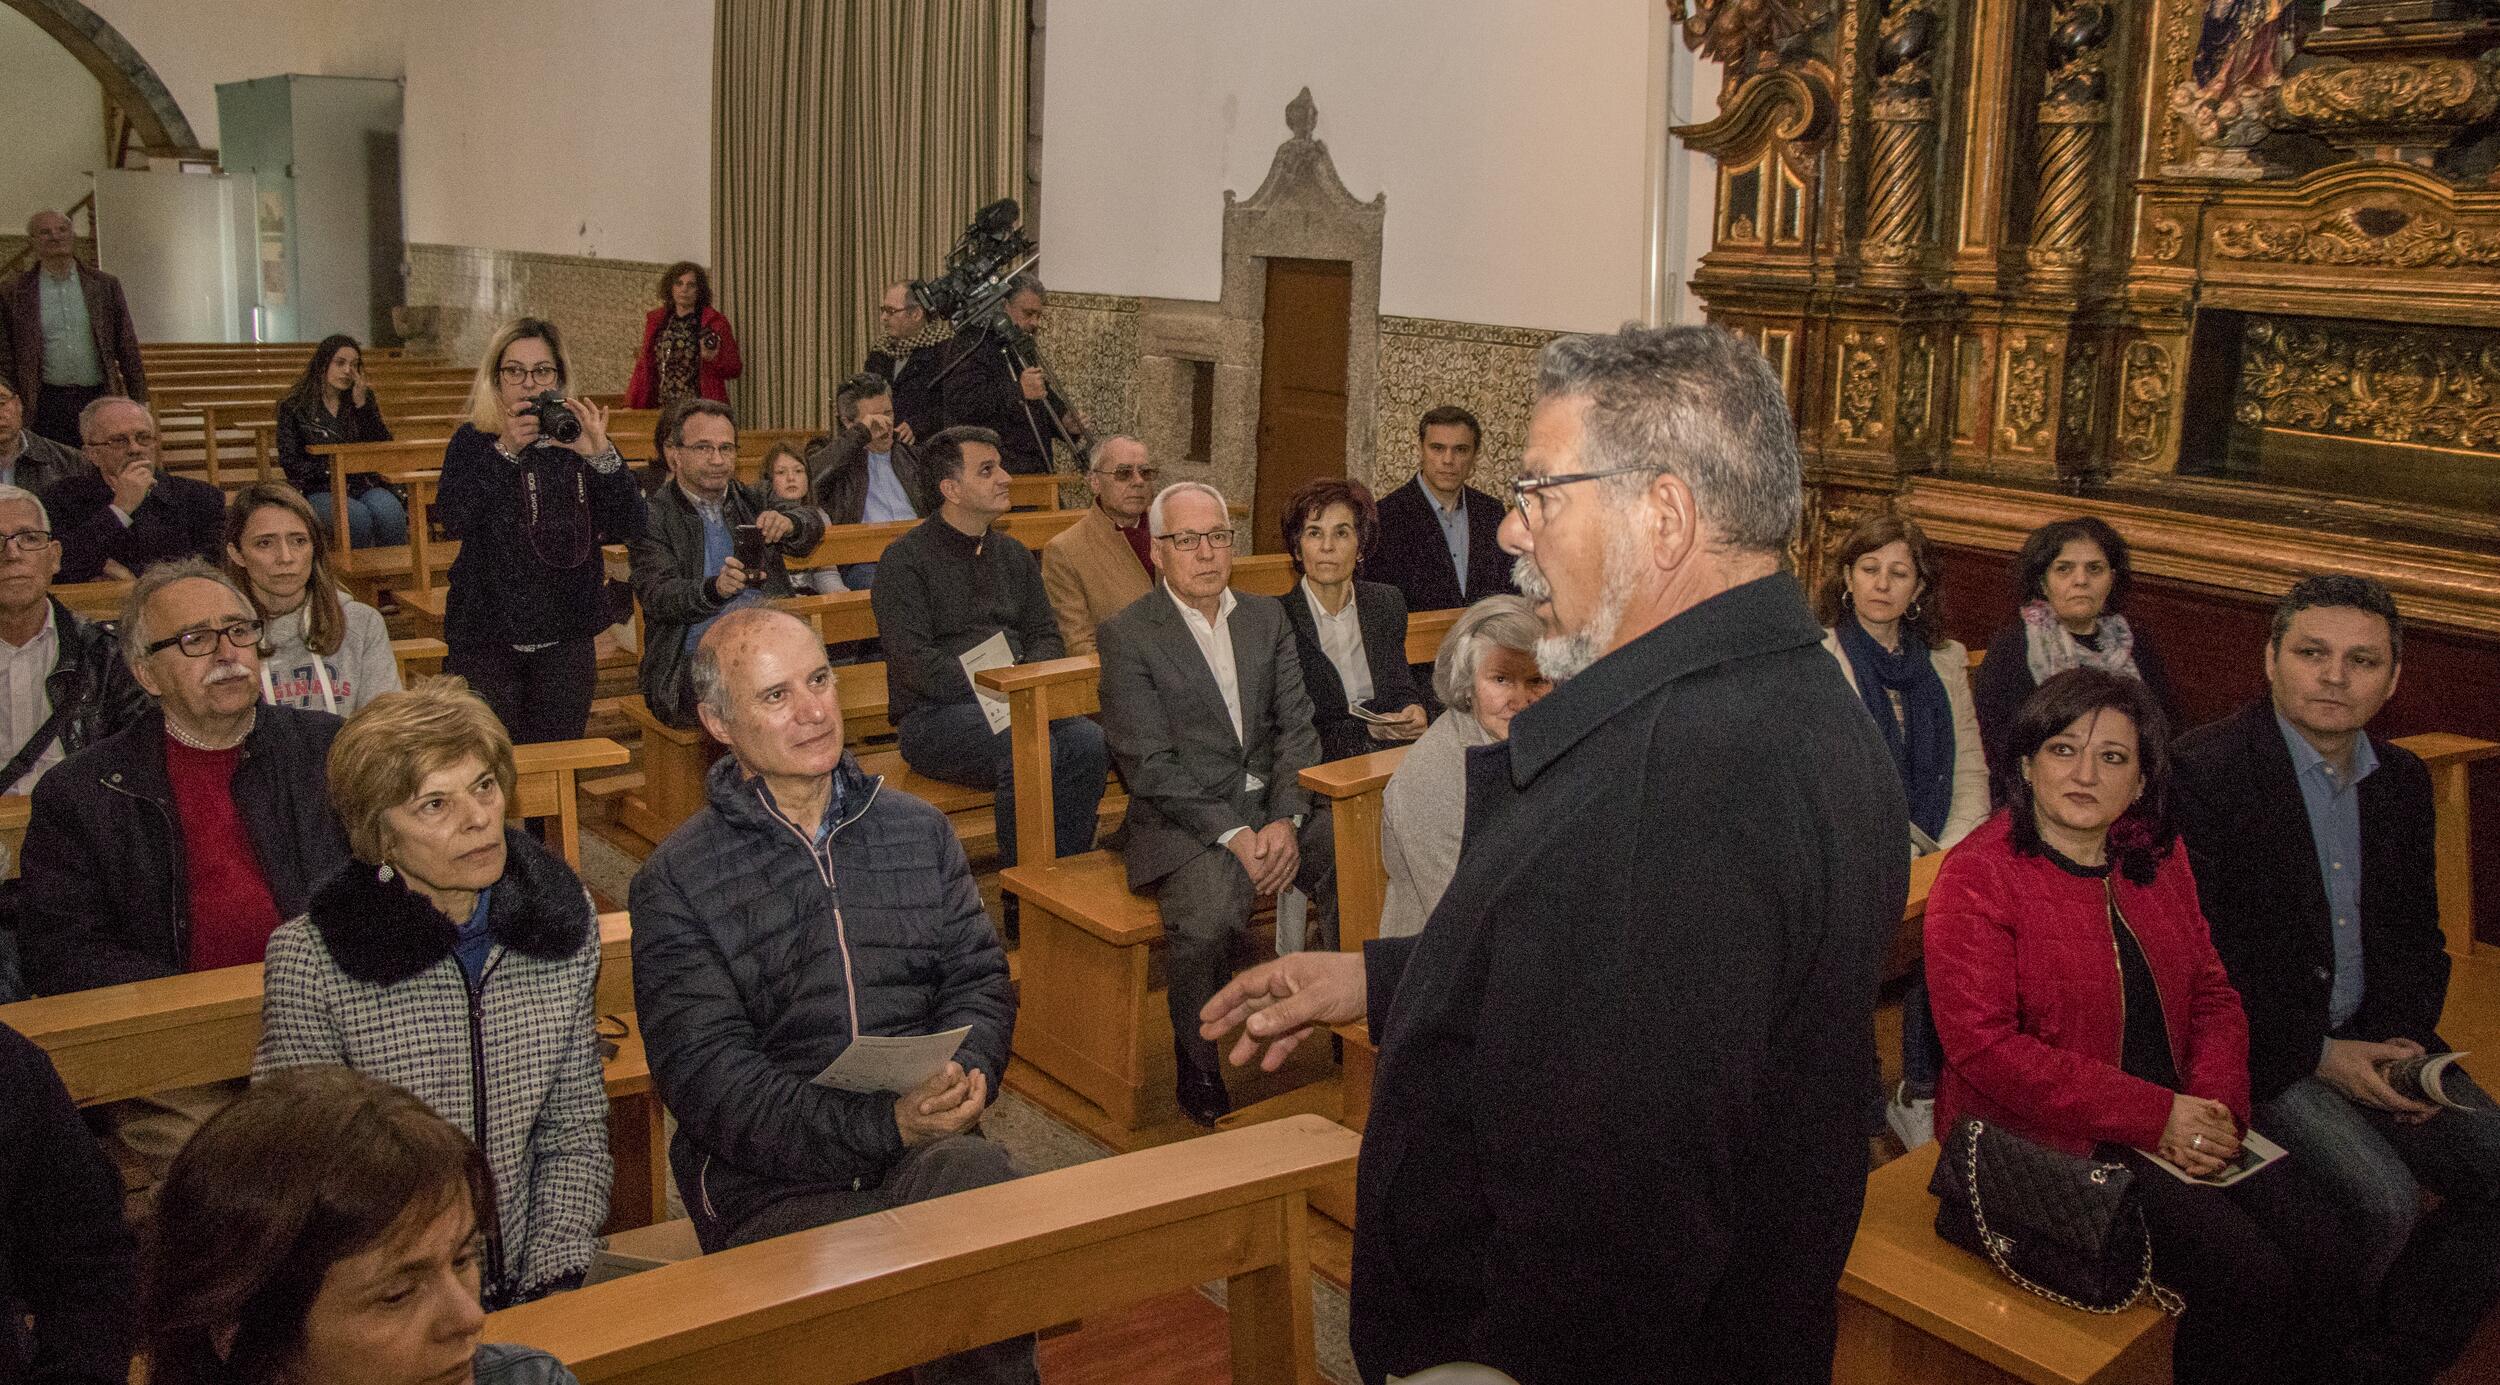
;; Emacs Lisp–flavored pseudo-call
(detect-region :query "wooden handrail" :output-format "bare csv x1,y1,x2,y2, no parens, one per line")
486,1114,1357,1385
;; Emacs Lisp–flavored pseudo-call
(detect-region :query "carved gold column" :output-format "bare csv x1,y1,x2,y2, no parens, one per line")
2026,1,2113,286
1861,0,1939,286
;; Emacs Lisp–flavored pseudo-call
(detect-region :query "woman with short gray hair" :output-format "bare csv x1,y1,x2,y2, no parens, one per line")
1377,595,1553,937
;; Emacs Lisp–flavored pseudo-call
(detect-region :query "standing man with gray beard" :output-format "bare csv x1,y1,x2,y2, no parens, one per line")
1204,325,1909,1383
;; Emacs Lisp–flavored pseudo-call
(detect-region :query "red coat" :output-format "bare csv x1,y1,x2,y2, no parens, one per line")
625,305,741,408
1927,811,2250,1157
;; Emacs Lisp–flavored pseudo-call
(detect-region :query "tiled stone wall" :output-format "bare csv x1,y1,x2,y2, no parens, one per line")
402,243,666,394
1044,294,1563,513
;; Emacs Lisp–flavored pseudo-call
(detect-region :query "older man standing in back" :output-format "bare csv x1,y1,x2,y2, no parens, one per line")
1204,325,1908,1383
0,211,148,445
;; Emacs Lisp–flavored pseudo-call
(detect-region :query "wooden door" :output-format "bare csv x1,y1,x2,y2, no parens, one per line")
1253,258,1351,548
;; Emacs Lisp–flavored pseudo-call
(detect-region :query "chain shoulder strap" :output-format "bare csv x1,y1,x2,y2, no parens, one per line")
1960,1120,2185,1317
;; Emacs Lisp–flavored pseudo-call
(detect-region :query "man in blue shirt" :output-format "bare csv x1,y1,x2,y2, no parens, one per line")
1364,405,1515,618
0,211,148,446
811,373,926,590
2177,574,2500,1384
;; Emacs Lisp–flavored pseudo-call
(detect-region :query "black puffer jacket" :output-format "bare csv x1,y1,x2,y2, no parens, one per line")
629,752,1014,1250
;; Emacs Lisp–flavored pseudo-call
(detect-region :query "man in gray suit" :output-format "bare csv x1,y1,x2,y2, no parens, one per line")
1095,481,1335,1126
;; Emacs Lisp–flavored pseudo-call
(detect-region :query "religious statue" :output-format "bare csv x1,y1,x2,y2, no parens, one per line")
2169,0,2297,170
1674,0,1831,79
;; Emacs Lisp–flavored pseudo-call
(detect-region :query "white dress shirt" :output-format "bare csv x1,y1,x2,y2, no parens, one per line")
1300,578,1373,706
1166,582,1268,843
0,603,62,794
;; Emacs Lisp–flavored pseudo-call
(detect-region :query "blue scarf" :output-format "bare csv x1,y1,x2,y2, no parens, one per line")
1837,617,1955,840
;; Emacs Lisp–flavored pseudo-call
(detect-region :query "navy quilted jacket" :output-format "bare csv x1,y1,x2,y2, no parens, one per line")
629,752,1013,1249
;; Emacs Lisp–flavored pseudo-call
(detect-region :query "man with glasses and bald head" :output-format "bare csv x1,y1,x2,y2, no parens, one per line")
41,395,226,582
1094,480,1335,1127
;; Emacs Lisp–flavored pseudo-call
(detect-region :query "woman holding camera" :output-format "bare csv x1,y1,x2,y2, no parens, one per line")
439,318,646,744
625,261,741,411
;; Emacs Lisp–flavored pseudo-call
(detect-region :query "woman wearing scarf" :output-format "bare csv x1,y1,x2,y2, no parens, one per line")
1972,516,2177,762
1818,514,1987,1150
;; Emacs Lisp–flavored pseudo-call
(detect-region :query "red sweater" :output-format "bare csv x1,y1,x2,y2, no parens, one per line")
1926,811,2251,1157
166,740,284,972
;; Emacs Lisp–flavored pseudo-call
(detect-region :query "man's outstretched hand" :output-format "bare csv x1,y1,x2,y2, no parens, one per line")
1199,951,1368,1072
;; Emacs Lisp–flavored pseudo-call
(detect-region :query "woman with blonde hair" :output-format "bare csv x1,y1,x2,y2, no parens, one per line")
254,679,609,1308
439,317,645,743
223,482,400,716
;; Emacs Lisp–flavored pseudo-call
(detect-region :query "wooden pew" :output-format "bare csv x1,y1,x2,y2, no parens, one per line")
2398,733,2500,959
486,1114,1358,1385
981,603,1459,1126
0,911,672,1232
0,736,626,880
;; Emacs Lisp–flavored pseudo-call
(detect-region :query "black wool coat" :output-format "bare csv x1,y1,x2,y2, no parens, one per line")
1361,476,1515,615
1280,579,1424,764
2174,697,2448,1103
1350,573,1909,1384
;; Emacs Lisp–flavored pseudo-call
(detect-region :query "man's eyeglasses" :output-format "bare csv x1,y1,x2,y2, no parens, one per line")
144,619,265,659
1157,528,1235,552
496,363,564,386
84,430,154,451
672,442,737,460
1507,466,1665,527
0,529,54,554
1093,466,1160,484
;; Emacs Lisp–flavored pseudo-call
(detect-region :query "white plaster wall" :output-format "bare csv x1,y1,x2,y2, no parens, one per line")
1041,0,1668,333
84,0,408,150
400,0,714,263
0,3,106,229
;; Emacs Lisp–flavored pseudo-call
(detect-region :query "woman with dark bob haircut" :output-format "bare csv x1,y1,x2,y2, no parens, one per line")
1971,515,2176,764
145,1066,578,1385
625,260,741,410
1277,476,1426,761
1924,668,2353,1385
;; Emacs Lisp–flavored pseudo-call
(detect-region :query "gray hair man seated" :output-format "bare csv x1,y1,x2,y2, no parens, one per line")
1094,480,1336,1128
629,605,1035,1385
42,396,227,583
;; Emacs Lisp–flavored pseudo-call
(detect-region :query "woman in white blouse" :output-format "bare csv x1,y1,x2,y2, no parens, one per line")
1278,478,1426,763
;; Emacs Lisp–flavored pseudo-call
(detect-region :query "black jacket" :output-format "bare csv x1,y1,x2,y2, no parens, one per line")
629,480,823,729
1349,574,1907,1384
2174,698,2448,1103
0,1020,134,1385
438,426,648,649
869,516,1062,723
40,467,227,585
629,754,1015,1250
1972,618,2177,771
1362,476,1514,614
0,595,148,790
1281,579,1424,764
16,706,350,995
931,323,1071,476
1,432,81,495
809,429,926,525
273,391,393,496
862,344,945,446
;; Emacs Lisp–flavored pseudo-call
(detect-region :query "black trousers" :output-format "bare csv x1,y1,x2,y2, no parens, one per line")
1144,809,1336,1083
445,638,598,744
2110,1146,2359,1385
31,382,104,446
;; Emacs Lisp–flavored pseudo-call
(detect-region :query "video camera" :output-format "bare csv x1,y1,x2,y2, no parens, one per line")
909,198,1036,327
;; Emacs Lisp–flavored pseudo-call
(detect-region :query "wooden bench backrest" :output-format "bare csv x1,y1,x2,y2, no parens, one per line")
0,912,633,1108
0,736,625,882
485,1114,1358,1385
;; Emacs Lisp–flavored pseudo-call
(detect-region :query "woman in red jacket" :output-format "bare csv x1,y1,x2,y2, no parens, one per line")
1926,667,2348,1385
625,261,741,410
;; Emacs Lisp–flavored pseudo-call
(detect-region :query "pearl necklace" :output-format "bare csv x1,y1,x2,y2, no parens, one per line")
166,711,254,752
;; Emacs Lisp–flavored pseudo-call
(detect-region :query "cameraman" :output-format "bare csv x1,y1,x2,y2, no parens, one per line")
439,317,647,743
934,275,1083,477
807,373,923,590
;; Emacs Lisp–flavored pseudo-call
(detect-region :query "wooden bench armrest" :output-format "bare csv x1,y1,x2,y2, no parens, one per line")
999,853,1162,945
596,913,634,1015
514,738,633,775
975,655,1100,697
1298,749,1407,800
1405,608,1463,665
2392,733,2500,769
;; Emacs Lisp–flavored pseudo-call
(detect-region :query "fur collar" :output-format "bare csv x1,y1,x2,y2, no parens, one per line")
306,828,592,986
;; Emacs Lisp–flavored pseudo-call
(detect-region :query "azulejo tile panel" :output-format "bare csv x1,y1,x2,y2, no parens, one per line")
1371,316,1562,498
404,243,668,397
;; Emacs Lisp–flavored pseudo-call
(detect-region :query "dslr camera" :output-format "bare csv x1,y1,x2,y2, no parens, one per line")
909,198,1036,326
520,391,583,446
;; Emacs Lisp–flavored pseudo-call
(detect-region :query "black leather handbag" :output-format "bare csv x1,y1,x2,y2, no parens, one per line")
1928,1117,2182,1315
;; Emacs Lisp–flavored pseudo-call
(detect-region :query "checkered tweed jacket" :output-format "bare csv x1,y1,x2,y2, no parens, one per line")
254,828,610,1304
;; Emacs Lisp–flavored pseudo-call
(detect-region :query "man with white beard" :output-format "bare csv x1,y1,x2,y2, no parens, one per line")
15,558,349,1199
1202,325,1910,1383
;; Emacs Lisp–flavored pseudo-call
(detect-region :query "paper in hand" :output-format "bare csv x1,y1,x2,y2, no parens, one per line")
811,1026,975,1095
2141,1129,2287,1188
958,631,1015,735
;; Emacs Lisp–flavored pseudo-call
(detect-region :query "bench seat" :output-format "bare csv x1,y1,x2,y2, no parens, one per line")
1838,1143,2173,1385
999,850,1164,1125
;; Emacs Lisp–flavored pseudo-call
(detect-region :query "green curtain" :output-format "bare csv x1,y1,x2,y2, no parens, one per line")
713,0,1027,429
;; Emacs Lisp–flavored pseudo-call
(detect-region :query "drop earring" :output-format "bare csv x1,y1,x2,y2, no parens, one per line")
377,860,395,883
